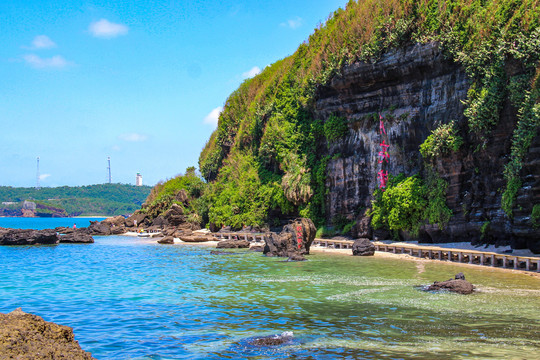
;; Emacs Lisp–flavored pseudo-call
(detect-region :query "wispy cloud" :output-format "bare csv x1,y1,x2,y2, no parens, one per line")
118,133,148,142
204,107,223,127
89,19,128,38
242,66,261,79
23,54,73,69
280,16,303,29
39,174,51,181
25,35,56,49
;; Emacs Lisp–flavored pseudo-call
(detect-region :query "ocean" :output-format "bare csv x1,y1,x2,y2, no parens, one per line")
1,217,539,359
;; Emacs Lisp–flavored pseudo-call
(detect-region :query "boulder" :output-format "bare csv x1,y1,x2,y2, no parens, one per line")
110,225,127,235
0,228,59,246
352,238,375,256
0,308,95,359
287,253,307,261
179,235,214,243
125,212,147,228
164,204,184,218
249,245,264,252
157,236,174,244
151,215,168,228
87,221,111,236
425,273,474,294
216,239,250,248
102,215,126,227
263,218,316,258
59,233,94,244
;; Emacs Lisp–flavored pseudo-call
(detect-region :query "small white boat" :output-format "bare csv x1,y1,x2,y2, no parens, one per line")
137,233,151,238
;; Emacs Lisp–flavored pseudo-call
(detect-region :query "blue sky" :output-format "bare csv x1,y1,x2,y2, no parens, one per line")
0,0,347,187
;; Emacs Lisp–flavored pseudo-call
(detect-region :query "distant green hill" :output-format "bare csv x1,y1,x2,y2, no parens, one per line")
0,184,152,216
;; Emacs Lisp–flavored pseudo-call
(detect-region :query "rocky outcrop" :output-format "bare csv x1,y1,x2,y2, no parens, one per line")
157,236,174,244
216,239,250,248
59,233,94,244
0,308,95,359
352,238,375,256
425,273,474,294
0,228,59,245
315,42,540,250
263,218,316,260
247,331,294,347
180,234,215,243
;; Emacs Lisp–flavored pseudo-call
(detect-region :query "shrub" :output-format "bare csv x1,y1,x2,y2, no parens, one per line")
531,204,540,229
323,115,348,142
420,121,463,160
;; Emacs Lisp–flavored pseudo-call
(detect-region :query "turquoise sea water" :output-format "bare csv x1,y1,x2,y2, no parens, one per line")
0,216,106,230
1,219,539,359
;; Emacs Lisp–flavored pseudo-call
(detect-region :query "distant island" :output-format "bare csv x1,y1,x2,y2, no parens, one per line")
0,184,151,217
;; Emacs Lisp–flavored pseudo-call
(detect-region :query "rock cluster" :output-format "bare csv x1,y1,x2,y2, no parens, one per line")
263,218,316,261
0,308,95,359
0,228,59,245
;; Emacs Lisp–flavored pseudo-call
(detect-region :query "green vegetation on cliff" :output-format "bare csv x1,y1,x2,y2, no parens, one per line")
0,184,151,216
193,0,539,232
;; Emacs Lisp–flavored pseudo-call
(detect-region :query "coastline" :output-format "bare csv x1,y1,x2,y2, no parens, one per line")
124,231,540,278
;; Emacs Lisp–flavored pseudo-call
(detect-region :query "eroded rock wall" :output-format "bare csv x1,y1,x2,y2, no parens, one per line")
314,42,540,249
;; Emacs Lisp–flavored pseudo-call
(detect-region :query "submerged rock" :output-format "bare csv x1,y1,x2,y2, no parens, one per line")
0,228,59,246
0,308,95,359
352,238,375,256
247,331,294,347
425,273,474,294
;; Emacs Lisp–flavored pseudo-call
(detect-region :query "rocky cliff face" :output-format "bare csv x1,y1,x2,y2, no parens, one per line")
314,42,540,250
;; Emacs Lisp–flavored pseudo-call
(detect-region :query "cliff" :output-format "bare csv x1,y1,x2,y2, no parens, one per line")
190,0,540,251
316,42,540,251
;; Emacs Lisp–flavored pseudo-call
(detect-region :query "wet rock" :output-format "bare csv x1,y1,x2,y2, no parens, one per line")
287,253,307,261
425,273,474,294
352,238,375,256
59,233,94,244
0,308,95,359
87,221,111,235
247,331,294,346
216,239,250,248
210,250,240,255
0,228,59,246
249,245,264,252
157,236,174,244
263,218,316,258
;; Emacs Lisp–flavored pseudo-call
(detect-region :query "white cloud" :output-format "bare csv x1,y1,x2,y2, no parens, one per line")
242,66,261,79
203,107,223,127
29,35,56,49
89,19,128,38
280,16,303,29
23,54,73,69
39,174,51,181
118,133,148,142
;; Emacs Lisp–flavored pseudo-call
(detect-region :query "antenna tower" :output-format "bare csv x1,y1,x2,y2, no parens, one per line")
107,156,112,184
36,157,40,190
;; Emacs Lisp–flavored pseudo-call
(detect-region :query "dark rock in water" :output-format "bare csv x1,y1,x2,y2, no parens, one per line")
210,250,240,255
59,233,94,244
287,253,307,261
425,274,474,294
352,238,375,256
0,228,59,246
263,218,316,258
217,239,250,248
0,308,95,359
247,331,294,347
454,272,465,280
157,236,174,244
249,245,264,252
87,221,111,235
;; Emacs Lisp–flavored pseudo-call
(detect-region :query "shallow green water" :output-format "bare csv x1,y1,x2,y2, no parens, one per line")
1,236,539,359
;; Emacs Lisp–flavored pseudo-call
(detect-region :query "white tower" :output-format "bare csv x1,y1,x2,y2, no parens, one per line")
136,173,143,186
107,157,112,184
